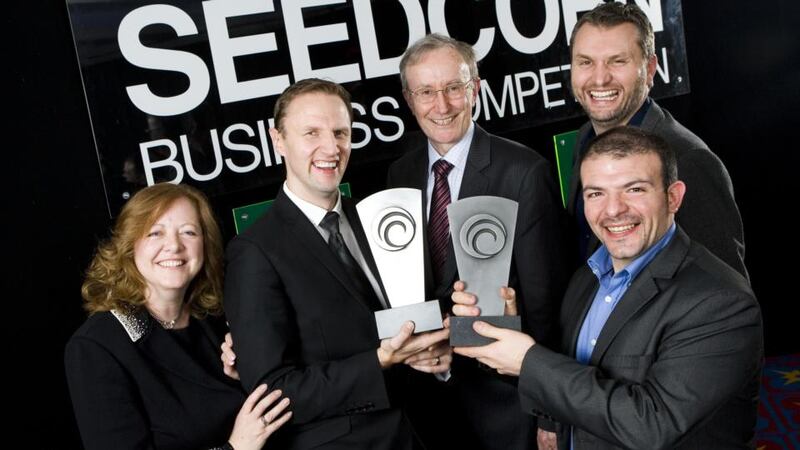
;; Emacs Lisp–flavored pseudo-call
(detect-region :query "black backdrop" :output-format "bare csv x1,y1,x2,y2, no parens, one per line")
10,1,799,447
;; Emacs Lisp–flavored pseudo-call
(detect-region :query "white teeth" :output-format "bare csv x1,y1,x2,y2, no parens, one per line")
158,260,185,267
590,90,618,99
431,117,454,126
607,224,635,233
314,161,337,169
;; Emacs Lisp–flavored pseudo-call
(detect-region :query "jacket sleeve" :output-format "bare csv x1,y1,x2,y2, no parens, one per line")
65,336,155,450
223,236,393,425
517,289,762,449
675,148,747,278
512,159,570,348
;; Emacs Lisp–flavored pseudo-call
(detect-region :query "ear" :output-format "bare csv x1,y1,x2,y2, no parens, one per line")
667,180,686,213
646,54,658,89
269,127,285,157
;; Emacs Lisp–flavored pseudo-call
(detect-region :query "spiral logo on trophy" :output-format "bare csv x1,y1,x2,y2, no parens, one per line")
460,214,507,259
448,196,521,346
373,207,416,252
357,188,443,339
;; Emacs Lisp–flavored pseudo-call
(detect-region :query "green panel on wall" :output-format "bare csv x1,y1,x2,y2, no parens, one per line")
553,130,578,208
232,183,352,234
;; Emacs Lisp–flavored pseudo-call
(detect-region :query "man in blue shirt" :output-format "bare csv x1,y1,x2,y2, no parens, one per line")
566,2,747,279
453,126,762,449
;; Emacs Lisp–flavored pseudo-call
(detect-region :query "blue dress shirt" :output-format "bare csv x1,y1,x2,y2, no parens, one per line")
570,223,675,450
575,222,676,364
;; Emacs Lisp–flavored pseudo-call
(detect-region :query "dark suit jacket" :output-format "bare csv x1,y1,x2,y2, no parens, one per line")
65,310,245,450
567,99,748,279
388,124,568,344
223,190,413,450
387,124,569,450
518,227,763,449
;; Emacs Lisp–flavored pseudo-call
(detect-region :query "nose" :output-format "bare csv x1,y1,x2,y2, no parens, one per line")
164,231,184,252
591,62,612,86
321,131,340,156
604,192,628,218
433,89,451,114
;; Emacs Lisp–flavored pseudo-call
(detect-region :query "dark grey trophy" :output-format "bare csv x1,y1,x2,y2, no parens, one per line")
357,188,443,339
448,196,521,346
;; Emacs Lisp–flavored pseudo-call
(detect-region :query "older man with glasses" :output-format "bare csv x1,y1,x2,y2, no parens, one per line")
386,33,571,450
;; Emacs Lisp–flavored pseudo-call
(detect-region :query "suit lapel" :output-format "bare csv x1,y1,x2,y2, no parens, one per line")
456,124,491,199
639,99,665,132
564,271,600,357
589,228,690,365
273,191,376,314
342,198,387,309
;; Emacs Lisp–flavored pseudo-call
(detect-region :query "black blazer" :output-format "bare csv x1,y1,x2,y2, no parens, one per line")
387,124,570,450
518,227,763,449
223,190,413,450
387,124,569,345
65,310,245,450
567,99,747,279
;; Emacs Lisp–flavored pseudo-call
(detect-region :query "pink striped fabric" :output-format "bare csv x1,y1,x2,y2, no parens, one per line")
428,159,454,285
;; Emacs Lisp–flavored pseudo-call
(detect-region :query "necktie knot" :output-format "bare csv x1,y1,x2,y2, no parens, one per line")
318,210,382,311
433,159,454,179
320,211,340,236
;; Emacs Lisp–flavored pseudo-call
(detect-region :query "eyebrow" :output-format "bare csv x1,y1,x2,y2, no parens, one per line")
583,179,654,192
573,51,631,60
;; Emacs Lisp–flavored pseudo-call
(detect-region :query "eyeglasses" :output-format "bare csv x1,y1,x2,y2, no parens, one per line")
406,79,474,103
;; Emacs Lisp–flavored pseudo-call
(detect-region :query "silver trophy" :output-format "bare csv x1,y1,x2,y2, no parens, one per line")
447,196,521,346
357,188,443,339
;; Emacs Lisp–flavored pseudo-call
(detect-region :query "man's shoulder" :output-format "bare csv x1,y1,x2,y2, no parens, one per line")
679,241,753,294
389,145,426,170
481,129,548,168
388,131,428,168
230,198,290,251
643,102,708,152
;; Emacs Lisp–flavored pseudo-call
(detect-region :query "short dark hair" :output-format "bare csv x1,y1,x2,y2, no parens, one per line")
570,2,655,60
399,33,478,90
273,78,353,131
581,126,677,190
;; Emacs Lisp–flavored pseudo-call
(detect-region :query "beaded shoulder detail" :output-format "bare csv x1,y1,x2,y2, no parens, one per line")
110,308,151,342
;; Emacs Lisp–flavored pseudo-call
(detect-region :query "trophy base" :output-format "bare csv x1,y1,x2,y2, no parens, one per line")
449,315,521,347
375,300,443,339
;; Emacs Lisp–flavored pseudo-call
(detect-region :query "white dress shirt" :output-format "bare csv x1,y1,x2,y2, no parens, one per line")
282,183,388,309
425,121,475,217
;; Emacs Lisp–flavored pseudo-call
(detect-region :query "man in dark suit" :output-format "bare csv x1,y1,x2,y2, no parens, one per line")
387,34,569,450
223,79,451,449
566,2,747,279
455,127,763,449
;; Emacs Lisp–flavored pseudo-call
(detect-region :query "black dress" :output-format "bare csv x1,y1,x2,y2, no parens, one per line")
65,309,246,450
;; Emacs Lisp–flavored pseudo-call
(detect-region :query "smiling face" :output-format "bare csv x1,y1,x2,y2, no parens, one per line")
581,152,685,272
134,197,204,303
571,23,657,134
403,46,478,156
270,92,352,209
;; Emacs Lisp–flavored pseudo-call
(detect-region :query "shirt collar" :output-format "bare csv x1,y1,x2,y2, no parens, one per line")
587,222,677,282
581,97,653,149
282,182,343,227
427,121,474,172
628,96,652,127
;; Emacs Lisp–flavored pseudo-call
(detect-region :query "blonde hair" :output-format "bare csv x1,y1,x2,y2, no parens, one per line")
81,183,224,318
